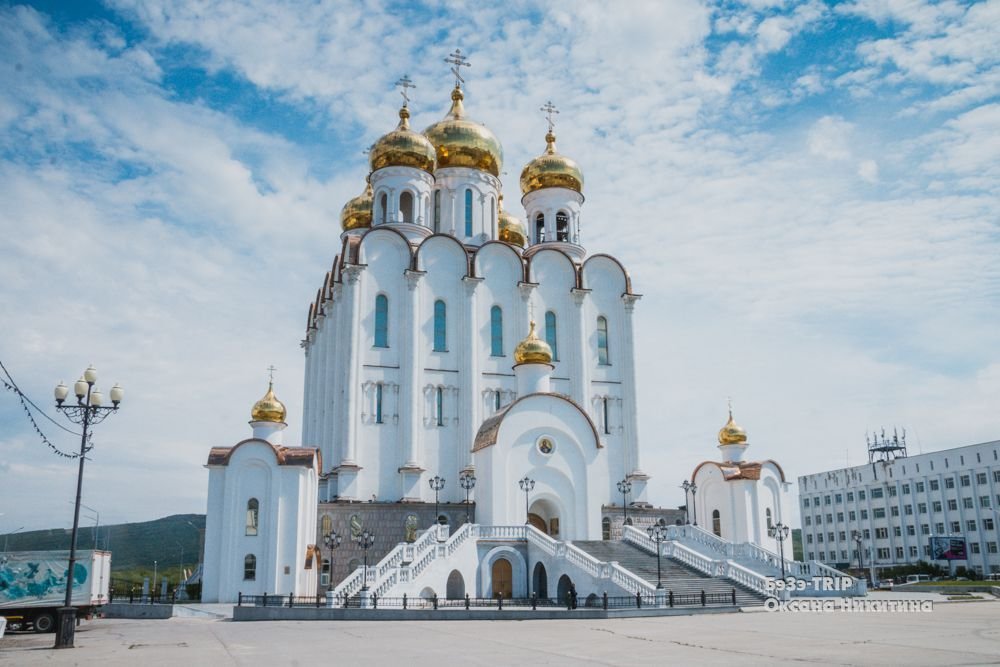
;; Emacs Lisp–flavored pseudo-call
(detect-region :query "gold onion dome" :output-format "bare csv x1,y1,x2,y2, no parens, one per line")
514,320,553,365
497,196,527,248
718,409,747,446
369,106,436,174
423,86,503,177
251,382,287,423
340,180,373,232
520,131,584,196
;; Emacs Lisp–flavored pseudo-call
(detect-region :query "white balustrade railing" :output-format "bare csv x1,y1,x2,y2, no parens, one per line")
477,525,527,540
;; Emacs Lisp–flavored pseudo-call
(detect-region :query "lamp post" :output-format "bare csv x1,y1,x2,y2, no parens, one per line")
428,476,446,525
852,530,865,574
518,476,535,525
459,473,476,525
680,480,693,525
52,366,123,649
322,529,342,591
356,529,375,591
689,482,698,525
617,478,632,529
768,522,790,580
647,523,668,589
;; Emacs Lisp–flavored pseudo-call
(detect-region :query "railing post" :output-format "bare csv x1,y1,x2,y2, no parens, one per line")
372,593,378,609
669,591,674,607
701,590,706,606
636,591,642,608
403,593,407,610
129,589,134,604
531,592,537,610
465,593,470,610
262,592,268,607
288,592,294,608
498,595,503,610
433,594,438,610
316,594,321,608
602,591,608,610
731,588,736,605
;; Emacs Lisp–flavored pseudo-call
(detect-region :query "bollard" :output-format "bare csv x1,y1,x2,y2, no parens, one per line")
669,591,674,608
372,593,378,609
288,592,294,608
602,592,608,610
237,592,242,607
465,593,470,610
433,594,438,610
316,594,321,608
731,588,736,605
700,590,706,606
498,595,503,610
531,592,537,610
403,593,408,610
636,591,642,609
263,592,268,607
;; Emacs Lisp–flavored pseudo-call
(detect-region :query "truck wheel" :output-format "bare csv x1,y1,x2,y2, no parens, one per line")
33,612,56,633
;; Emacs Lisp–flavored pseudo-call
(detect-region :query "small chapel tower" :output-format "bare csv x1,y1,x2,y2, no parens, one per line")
512,320,554,395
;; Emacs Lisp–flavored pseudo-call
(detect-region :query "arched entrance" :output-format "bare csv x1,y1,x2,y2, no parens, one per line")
556,574,574,605
529,498,561,537
491,558,512,599
532,562,548,599
527,513,547,533
446,570,465,599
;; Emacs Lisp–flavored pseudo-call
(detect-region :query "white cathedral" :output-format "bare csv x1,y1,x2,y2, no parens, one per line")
202,61,851,605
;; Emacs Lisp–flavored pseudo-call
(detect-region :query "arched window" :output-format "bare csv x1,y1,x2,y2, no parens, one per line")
712,509,722,537
435,387,444,426
433,300,447,352
544,311,558,360
602,517,611,540
320,515,332,535
246,498,259,536
535,213,545,243
494,390,502,411
375,383,384,424
490,306,503,357
378,192,388,225
464,189,473,236
400,191,414,224
766,508,773,529
556,211,569,242
433,190,441,232
374,294,389,348
597,316,610,365
243,554,256,580
602,397,610,435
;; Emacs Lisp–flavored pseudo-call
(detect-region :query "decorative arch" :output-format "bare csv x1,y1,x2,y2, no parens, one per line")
532,562,548,599
471,240,526,282
357,225,416,269
526,247,578,287
399,190,415,224
414,233,472,276
581,253,634,294
446,570,465,599
480,545,527,599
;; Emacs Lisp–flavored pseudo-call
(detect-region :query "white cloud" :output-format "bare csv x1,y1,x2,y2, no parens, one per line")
807,115,854,160
857,159,879,182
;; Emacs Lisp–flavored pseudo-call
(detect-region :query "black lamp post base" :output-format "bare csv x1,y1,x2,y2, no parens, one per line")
54,607,77,648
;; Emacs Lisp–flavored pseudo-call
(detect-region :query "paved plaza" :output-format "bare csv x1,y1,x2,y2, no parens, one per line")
2,595,999,665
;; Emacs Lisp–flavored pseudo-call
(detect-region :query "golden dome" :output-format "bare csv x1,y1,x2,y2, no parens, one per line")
519,131,583,196
497,196,527,248
718,409,747,446
340,180,373,232
251,382,287,423
423,87,503,177
369,106,436,174
514,320,553,365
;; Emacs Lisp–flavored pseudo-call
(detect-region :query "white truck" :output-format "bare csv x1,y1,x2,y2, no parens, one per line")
0,550,111,633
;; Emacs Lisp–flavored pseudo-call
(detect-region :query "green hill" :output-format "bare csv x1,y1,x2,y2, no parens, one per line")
0,514,205,576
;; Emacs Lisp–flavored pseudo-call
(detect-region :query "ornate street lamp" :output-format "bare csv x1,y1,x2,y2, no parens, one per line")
768,522,790,580
356,529,375,591
617,478,632,529
680,480,693,525
428,475,446,525
459,473,476,525
852,530,865,573
518,476,535,525
684,481,698,526
647,523,668,589
322,529,343,591
52,366,122,649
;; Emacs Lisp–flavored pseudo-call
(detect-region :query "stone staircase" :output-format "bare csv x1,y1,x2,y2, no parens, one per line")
573,540,766,606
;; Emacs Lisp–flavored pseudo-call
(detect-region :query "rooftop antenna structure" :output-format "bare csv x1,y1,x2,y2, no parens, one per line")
868,426,908,468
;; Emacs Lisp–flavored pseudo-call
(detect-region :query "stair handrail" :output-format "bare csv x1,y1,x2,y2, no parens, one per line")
663,540,773,596
667,524,815,578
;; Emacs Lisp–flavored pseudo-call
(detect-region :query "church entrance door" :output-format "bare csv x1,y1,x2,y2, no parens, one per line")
491,558,512,599
527,513,547,534
533,562,548,599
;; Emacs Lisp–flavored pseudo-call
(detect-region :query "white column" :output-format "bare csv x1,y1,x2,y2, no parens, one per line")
569,288,590,407
402,270,422,466
621,294,643,476
460,277,482,472
314,311,327,446
301,337,314,444
341,266,364,465
322,290,340,466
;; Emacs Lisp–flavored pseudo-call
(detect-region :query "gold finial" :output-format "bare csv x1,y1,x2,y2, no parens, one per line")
397,105,411,129
514,319,553,365
395,74,415,107
718,400,747,446
445,48,471,89
251,370,287,423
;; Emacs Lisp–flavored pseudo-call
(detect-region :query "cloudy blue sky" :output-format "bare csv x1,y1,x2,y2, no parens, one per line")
1,0,998,532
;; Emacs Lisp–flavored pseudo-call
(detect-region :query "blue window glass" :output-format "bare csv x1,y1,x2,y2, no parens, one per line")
375,383,383,424
436,387,444,426
544,311,558,360
433,190,441,232
490,306,503,356
374,294,389,348
433,300,447,351
464,189,473,236
597,316,609,365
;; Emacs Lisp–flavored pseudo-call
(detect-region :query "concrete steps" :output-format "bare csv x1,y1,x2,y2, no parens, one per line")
572,540,766,606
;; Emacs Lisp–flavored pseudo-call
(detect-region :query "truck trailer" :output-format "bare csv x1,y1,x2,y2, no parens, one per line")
0,550,111,633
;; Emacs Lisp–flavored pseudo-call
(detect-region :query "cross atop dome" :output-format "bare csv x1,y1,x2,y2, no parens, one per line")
394,74,415,107
267,364,277,383
540,100,559,133
445,48,471,88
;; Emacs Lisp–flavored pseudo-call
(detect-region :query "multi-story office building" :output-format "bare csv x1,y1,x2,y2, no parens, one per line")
798,439,1000,576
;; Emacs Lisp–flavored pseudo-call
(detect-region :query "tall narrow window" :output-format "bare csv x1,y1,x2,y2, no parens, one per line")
494,390,502,411
374,295,389,348
244,554,256,580
400,191,414,224
766,508,773,529
602,397,610,435
321,559,330,586
597,316,610,365
490,306,503,356
321,515,332,535
246,498,259,536
544,311,558,360
433,300,447,352
556,211,569,242
535,213,545,243
491,196,496,235
464,189,473,236
435,387,444,426
375,383,384,424
712,510,722,537
433,190,441,232
378,193,388,225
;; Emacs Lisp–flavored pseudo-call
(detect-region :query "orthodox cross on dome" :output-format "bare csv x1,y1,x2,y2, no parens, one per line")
445,48,471,88
540,100,559,133
267,365,277,384
394,74,415,107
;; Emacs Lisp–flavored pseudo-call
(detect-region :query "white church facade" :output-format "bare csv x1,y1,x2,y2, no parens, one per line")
202,58,855,605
